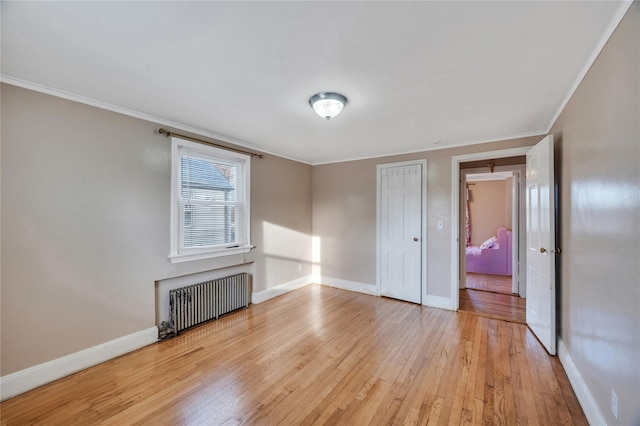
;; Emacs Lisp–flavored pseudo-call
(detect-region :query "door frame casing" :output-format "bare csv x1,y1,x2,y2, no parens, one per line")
450,147,530,311
376,159,428,304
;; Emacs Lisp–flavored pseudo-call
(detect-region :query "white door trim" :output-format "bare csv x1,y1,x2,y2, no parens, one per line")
377,159,428,304
511,167,527,297
450,147,530,310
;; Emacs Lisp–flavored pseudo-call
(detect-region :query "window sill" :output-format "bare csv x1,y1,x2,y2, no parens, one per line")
169,245,254,264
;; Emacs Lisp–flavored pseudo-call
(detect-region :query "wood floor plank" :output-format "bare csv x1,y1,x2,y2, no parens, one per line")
459,288,526,324
0,285,586,426
466,273,513,294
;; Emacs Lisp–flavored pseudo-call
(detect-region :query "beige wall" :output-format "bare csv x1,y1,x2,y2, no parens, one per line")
252,154,313,287
2,6,638,420
0,84,313,375
467,180,508,245
550,3,639,424
312,136,540,298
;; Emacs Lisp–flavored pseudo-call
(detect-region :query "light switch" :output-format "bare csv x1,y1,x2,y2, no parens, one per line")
437,220,444,229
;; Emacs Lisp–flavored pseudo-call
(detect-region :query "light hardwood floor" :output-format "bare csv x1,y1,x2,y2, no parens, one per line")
459,289,526,324
0,285,585,425
465,273,513,294
461,273,526,324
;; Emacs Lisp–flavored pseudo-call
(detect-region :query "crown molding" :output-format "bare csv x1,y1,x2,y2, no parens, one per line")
0,75,312,166
311,129,546,166
545,0,634,132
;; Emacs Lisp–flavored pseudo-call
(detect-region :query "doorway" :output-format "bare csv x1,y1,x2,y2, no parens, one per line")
460,165,525,322
450,147,530,321
451,140,557,351
463,169,518,293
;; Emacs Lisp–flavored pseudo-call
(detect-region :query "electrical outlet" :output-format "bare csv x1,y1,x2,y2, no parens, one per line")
611,389,618,419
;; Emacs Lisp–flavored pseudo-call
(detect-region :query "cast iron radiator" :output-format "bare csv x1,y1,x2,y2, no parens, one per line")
169,272,249,334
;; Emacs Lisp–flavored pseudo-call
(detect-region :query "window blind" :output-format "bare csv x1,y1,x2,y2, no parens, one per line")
179,147,239,249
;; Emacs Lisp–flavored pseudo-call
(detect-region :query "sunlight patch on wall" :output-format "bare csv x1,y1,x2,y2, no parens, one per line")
262,221,311,260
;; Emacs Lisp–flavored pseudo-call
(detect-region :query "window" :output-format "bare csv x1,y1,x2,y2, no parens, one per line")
170,137,251,262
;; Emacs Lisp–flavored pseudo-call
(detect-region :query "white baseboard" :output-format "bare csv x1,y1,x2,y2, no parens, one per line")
0,326,158,401
424,295,454,310
318,277,379,296
558,337,606,426
251,275,313,304
316,277,455,309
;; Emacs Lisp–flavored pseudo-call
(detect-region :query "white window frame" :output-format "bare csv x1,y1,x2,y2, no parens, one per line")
169,137,251,263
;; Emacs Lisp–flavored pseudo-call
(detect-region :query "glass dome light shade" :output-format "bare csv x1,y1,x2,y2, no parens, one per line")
309,92,348,120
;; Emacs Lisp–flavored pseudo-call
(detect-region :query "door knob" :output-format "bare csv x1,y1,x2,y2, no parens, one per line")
540,247,561,254
413,237,419,241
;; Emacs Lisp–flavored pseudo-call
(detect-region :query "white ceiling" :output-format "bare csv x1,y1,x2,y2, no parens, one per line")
1,1,630,164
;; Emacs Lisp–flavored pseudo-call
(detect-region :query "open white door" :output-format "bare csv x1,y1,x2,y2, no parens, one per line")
378,161,423,304
525,135,557,354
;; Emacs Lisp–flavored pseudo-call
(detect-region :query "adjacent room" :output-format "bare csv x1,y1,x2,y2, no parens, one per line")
1,1,638,425
459,163,527,324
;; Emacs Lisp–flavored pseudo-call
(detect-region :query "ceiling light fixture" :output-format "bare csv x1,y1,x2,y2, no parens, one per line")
309,92,348,120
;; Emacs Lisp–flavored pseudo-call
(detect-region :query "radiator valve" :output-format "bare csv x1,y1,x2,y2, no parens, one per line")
158,321,176,340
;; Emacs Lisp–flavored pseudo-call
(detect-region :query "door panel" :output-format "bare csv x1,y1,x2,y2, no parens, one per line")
379,163,423,304
526,135,556,355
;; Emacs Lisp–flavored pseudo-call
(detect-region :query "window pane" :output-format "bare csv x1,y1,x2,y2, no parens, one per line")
181,156,236,202
183,202,237,247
